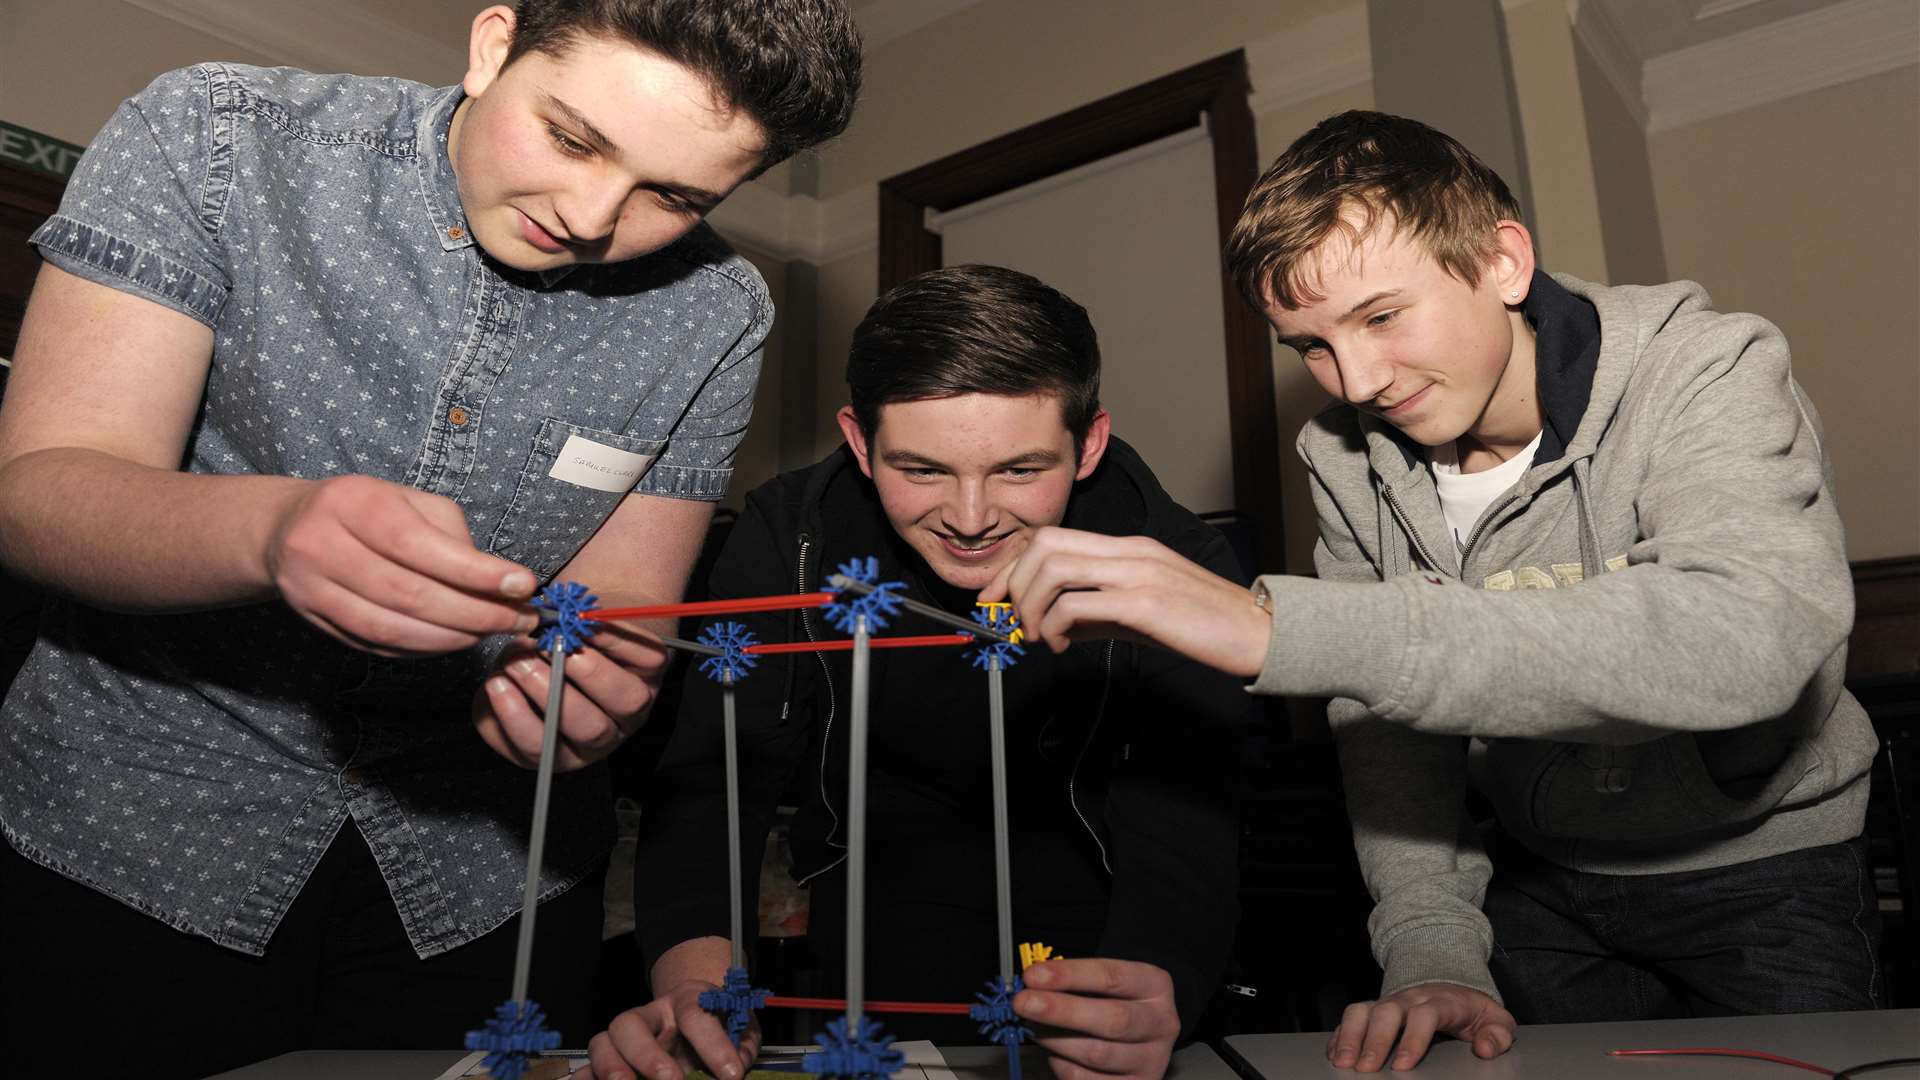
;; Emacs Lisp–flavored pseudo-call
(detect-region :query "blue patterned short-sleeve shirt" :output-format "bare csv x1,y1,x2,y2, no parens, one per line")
2,63,770,957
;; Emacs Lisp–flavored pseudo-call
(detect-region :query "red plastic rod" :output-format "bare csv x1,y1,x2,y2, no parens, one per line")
1606,1049,1835,1075
762,995,973,1016
585,593,834,621
744,634,971,655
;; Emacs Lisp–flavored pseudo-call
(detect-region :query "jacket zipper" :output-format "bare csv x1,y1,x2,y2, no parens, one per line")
1379,483,1448,576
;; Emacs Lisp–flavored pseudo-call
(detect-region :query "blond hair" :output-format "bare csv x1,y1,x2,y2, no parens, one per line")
1225,110,1522,311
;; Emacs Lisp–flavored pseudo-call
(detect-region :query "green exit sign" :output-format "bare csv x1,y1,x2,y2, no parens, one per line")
0,121,86,180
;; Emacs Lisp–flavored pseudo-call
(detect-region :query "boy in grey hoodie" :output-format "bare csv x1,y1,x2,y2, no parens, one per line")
983,111,1882,1071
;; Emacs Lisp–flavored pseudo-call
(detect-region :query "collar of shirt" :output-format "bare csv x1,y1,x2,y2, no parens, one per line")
413,84,576,289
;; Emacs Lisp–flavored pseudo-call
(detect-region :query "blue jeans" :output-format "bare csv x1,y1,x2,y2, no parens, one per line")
1484,834,1883,1021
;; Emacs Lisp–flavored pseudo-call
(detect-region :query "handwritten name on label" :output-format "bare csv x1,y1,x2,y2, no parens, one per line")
548,434,655,492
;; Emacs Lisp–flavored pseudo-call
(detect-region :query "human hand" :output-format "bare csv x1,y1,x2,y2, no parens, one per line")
264,474,537,656
981,527,1269,678
474,614,672,770
1014,958,1181,1080
586,979,758,1080
1325,983,1515,1072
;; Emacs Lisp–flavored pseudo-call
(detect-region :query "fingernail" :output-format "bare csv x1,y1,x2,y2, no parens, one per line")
487,676,511,696
502,571,535,597
515,659,537,676
723,1065,741,1080
1025,994,1047,1015
571,652,595,674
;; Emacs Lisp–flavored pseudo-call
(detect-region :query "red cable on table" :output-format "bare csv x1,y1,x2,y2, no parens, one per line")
1607,1048,1835,1075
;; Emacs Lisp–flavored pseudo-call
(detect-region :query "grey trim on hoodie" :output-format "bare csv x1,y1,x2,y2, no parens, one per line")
1245,273,1878,1001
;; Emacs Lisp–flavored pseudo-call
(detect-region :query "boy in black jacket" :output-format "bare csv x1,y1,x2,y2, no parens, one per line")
588,266,1247,1080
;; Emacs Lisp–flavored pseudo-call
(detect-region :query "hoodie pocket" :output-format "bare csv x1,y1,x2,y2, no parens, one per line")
1487,734,1755,841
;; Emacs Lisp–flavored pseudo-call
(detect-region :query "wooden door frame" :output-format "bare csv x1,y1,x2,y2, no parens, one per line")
875,50,1284,569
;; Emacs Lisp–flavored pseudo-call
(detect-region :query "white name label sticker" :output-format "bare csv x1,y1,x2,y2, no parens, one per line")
547,434,656,493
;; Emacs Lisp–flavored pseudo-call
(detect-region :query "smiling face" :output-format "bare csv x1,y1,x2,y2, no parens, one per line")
1264,211,1541,455
838,394,1110,591
448,6,767,271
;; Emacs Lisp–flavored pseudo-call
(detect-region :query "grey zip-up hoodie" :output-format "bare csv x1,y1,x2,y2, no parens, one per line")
1245,272,1878,1000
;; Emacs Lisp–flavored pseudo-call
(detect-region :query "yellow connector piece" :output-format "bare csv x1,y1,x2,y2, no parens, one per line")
1019,942,1057,970
975,601,1026,645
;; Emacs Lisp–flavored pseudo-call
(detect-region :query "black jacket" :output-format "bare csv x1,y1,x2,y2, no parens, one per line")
633,437,1246,1035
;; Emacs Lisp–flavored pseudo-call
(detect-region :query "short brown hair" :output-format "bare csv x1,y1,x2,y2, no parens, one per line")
1224,110,1522,311
847,265,1101,450
505,0,863,167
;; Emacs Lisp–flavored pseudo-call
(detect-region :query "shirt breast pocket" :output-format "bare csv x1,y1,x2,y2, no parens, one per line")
485,418,665,580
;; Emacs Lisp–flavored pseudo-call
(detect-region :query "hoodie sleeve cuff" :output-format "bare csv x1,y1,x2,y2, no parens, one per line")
1245,574,1412,706
1378,923,1503,1003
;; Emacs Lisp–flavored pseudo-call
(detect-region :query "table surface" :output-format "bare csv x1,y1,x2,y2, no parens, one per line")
208,1039,1240,1080
1223,1009,1919,1079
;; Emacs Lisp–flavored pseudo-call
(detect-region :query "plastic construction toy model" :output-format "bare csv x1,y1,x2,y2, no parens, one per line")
466,1000,564,1080
512,562,1030,1080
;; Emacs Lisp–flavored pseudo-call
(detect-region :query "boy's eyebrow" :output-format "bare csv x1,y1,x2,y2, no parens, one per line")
880,449,1063,469
540,91,728,208
540,92,619,153
994,449,1063,469
1343,289,1404,319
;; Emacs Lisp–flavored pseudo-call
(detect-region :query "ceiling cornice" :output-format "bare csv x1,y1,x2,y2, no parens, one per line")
1641,0,1919,132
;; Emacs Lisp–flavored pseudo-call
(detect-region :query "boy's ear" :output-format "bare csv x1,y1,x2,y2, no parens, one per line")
1490,219,1537,306
836,406,877,479
463,5,517,100
1073,409,1112,482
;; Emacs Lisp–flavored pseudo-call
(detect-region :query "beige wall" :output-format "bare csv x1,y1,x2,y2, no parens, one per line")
1502,0,1608,283
1649,63,1920,562
814,0,1354,197
1571,35,1668,288
2,1,280,146
810,246,877,456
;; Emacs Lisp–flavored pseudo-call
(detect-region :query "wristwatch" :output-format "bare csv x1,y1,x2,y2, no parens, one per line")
1250,579,1274,615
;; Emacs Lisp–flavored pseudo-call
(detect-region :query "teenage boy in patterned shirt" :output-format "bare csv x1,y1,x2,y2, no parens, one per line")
0,2,860,1074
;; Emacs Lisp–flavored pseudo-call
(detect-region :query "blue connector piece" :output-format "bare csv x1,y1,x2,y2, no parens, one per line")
697,621,761,685
823,557,906,634
969,976,1031,1080
803,1014,906,1080
533,580,598,654
966,606,1027,671
465,999,563,1080
698,965,772,1046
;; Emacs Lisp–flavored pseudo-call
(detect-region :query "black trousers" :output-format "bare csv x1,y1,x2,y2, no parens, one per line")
1485,834,1884,1022
1,821,606,1078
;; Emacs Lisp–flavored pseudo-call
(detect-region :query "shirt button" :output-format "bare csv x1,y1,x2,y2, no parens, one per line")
447,226,466,240
448,406,470,426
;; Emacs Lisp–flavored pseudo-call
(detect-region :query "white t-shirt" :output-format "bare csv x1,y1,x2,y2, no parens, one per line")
1430,430,1544,553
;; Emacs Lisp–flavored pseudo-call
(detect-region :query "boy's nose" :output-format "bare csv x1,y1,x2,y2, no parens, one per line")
559,182,626,243
1337,352,1395,405
943,483,997,537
